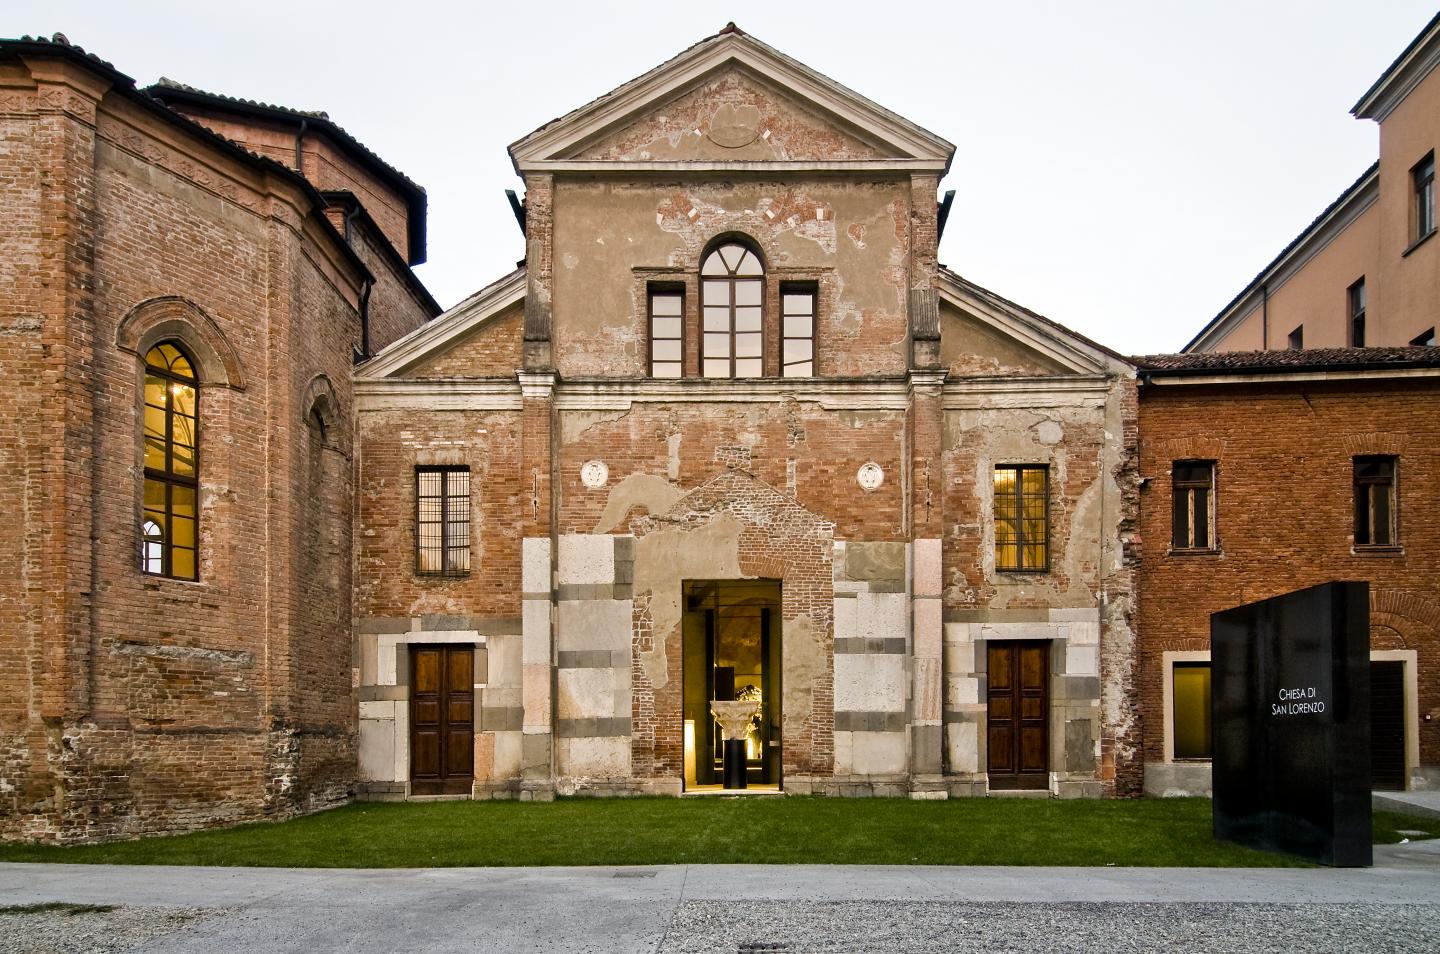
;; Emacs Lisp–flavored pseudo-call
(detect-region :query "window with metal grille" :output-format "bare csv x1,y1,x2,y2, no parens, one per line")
1353,455,1397,548
1348,278,1366,348
1171,460,1216,551
648,285,684,378
416,467,470,576
781,284,816,377
141,342,199,580
701,240,764,378
994,465,1048,571
1414,152,1435,242
1172,662,1212,760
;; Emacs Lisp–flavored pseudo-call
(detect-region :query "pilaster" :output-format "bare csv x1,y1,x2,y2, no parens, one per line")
519,370,557,798
522,174,554,371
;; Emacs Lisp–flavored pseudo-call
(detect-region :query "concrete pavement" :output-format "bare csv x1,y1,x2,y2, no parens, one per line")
1,842,1437,953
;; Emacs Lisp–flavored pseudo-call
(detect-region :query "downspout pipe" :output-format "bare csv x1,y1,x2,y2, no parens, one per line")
1261,282,1269,350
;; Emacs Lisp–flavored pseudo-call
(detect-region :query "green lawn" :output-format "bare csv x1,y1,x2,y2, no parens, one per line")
8,796,1432,868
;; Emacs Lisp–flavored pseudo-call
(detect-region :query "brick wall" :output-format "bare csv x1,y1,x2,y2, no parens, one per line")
1137,377,1440,788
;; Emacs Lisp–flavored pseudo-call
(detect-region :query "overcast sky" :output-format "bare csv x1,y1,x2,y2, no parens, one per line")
12,1,1436,354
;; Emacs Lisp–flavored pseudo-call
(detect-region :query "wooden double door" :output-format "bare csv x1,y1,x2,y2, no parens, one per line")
986,641,1049,790
410,645,474,795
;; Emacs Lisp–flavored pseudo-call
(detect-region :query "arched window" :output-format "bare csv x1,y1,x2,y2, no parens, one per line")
142,342,199,579
701,240,764,378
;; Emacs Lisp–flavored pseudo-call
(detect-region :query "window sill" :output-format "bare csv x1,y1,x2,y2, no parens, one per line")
995,569,1051,578
1353,545,1403,557
1167,547,1222,557
1403,228,1435,257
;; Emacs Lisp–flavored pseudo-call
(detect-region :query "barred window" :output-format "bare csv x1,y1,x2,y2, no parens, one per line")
1171,461,1216,551
781,284,816,378
416,467,470,576
994,465,1048,571
1353,455,1397,548
141,342,199,580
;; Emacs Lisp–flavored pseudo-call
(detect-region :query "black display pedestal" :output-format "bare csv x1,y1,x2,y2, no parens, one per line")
1211,580,1372,867
722,739,748,790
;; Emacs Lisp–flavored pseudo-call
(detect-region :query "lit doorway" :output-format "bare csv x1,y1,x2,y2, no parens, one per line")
681,580,782,791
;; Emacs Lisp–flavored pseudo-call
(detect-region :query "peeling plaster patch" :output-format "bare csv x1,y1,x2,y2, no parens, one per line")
782,612,822,734
846,223,866,249
667,433,682,480
632,515,747,690
562,253,579,270
593,474,686,534
561,409,632,444
1036,420,1064,446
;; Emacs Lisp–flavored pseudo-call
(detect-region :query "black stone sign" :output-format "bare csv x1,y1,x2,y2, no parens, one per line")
1211,581,1372,867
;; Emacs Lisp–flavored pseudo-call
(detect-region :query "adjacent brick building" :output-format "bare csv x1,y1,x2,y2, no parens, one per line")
1135,349,1440,796
0,34,435,842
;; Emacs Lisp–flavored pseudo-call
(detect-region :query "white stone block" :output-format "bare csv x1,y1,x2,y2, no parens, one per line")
833,597,858,641
833,730,853,775
522,600,551,665
857,591,908,641
557,599,633,652
557,668,616,721
850,731,907,775
558,534,614,585
558,737,630,778
1068,622,1101,646
834,654,906,712
1048,607,1100,623
358,718,395,782
493,731,523,778
358,700,395,720
946,721,979,773
393,705,410,782
522,537,552,593
913,597,942,658
489,634,523,687
1065,644,1099,676
947,675,979,706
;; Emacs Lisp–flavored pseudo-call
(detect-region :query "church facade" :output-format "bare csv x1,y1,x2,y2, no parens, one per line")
3,21,1437,843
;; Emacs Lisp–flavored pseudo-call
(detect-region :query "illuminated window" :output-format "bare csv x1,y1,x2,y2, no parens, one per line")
1171,461,1216,551
1172,662,1212,760
781,284,816,378
701,240,764,378
994,465,1048,571
1353,455,1397,548
648,286,684,378
416,467,470,576
141,342,199,580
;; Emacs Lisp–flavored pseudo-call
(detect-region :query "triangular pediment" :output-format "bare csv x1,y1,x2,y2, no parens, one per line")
356,268,526,379
509,28,953,172
938,270,1133,376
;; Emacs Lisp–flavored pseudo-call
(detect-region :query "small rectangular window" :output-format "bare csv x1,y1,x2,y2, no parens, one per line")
1414,152,1435,242
1353,455,1397,548
781,284,816,378
1348,278,1366,348
1287,325,1304,350
1171,460,1215,551
1172,662,1212,760
648,286,684,378
1412,327,1436,347
416,466,470,576
994,465,1048,571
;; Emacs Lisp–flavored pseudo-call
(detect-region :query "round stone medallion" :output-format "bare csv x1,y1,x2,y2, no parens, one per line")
580,459,609,489
857,461,884,492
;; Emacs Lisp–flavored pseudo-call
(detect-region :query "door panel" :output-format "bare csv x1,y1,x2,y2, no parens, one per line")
1371,661,1406,791
410,645,475,795
987,640,1049,790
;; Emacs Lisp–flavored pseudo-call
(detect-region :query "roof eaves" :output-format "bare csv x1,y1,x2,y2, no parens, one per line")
1351,10,1440,119
322,191,441,318
1182,161,1379,353
1,35,373,289
144,79,429,265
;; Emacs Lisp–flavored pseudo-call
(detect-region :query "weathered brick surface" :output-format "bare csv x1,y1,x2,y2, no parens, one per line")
0,48,429,842
1137,378,1440,782
410,304,523,379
